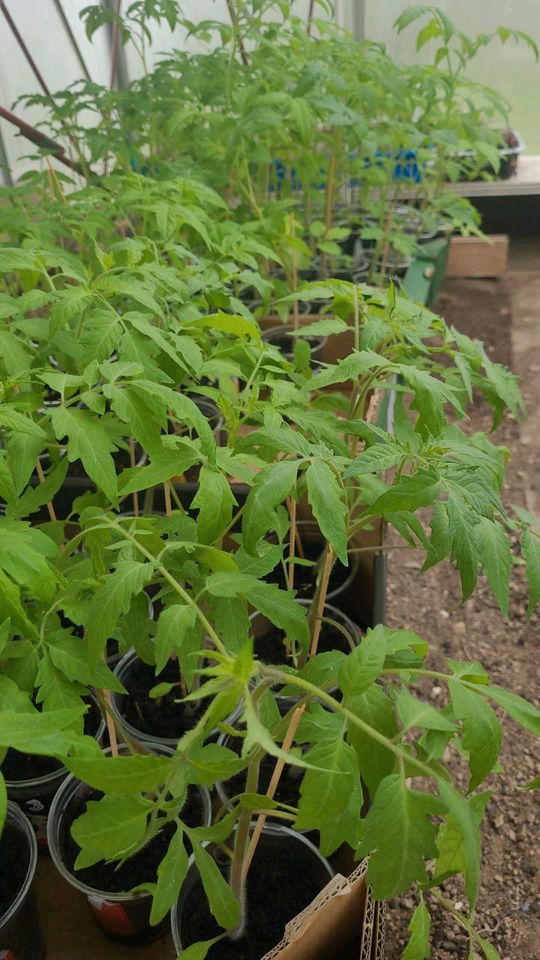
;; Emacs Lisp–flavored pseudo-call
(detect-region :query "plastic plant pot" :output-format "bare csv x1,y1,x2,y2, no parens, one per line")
0,803,45,960
265,521,360,604
111,649,235,750
47,745,212,945
171,824,334,960
2,694,106,851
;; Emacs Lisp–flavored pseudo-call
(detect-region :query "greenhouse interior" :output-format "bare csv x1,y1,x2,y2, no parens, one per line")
0,2,539,959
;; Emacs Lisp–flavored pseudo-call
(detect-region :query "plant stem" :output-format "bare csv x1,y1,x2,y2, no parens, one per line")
103,519,229,657
257,664,450,783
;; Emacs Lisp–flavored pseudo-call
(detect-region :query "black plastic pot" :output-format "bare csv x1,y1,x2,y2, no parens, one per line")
0,803,45,960
171,825,334,960
47,745,212,945
2,695,105,851
265,521,360,604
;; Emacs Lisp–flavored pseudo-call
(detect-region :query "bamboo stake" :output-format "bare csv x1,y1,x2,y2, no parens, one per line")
226,0,249,65
309,545,334,658
241,704,305,886
163,481,172,517
35,458,57,523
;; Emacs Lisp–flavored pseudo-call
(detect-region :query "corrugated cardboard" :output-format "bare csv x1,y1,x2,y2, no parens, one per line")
261,862,385,960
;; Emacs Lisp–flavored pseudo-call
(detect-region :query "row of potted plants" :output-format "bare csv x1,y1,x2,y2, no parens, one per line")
1,4,539,960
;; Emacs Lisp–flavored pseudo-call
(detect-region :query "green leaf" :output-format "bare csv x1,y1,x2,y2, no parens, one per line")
369,471,440,518
190,837,240,930
65,754,172,792
242,460,300,553
339,630,386,698
0,771,6,832
150,825,189,925
104,384,164,458
437,782,484,910
477,937,501,960
449,680,501,790
86,560,154,659
0,523,59,602
402,898,431,960
192,466,236,545
345,444,403,478
475,517,510,618
0,706,85,749
436,789,489,905
119,447,200,495
359,775,443,899
345,684,397,795
155,603,198,679
477,684,540,736
50,406,118,502
14,455,68,517
447,497,478,601
178,937,225,960
396,689,458,734
521,528,540,616
305,459,348,564
296,737,362,855
72,795,154,869
246,580,309,653
0,569,37,637
48,636,125,691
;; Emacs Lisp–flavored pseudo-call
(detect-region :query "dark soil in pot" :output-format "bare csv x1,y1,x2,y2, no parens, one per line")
176,830,332,960
63,787,204,893
0,822,30,918
221,732,302,810
265,541,352,601
253,619,354,665
0,805,44,960
2,696,103,782
117,657,208,741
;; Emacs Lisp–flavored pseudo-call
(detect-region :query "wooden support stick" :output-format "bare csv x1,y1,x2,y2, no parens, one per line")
35,458,57,522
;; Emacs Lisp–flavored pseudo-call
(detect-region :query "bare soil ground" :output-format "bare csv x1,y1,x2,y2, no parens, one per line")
384,267,540,960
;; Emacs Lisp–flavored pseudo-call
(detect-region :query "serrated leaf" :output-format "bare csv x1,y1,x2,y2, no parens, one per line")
339,630,386,698
50,406,118,502
359,775,443,899
48,636,124,691
192,466,236,545
521,528,540,616
396,689,458,733
155,603,198,679
345,684,397,795
305,459,348,564
402,899,431,960
150,825,189,925
477,684,540,736
295,737,362,855
65,755,172,792
475,517,510,617
436,790,489,902
86,560,154,659
437,782,484,909
345,444,404,478
72,794,154,869
190,837,240,930
449,680,501,790
242,459,299,553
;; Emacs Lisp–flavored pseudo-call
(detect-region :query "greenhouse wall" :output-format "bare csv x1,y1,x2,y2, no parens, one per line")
0,1,353,184
364,0,540,153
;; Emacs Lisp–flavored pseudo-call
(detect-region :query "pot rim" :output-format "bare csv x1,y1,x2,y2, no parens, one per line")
0,802,38,930
110,649,242,748
170,823,334,955
270,521,360,601
47,744,212,902
3,693,106,791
